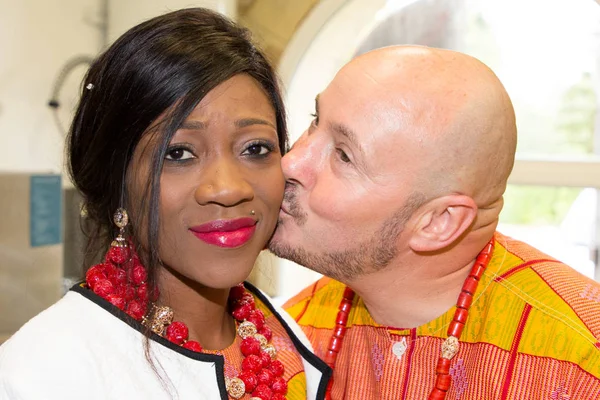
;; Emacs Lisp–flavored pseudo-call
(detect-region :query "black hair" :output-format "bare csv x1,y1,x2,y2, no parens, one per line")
67,8,287,302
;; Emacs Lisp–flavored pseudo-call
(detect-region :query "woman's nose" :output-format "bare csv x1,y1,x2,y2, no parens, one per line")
194,159,254,207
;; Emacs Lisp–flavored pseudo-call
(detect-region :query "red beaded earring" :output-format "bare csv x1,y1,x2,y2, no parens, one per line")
85,208,150,319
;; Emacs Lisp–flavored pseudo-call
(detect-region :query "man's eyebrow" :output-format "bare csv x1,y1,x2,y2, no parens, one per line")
329,122,364,156
317,94,364,155
179,118,275,130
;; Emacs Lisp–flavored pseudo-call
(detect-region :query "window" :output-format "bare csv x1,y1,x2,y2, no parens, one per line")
356,0,600,279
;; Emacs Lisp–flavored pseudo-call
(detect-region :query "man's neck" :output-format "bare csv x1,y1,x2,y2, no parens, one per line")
348,252,478,329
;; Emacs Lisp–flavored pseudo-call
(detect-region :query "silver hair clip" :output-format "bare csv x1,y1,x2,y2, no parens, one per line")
86,83,94,90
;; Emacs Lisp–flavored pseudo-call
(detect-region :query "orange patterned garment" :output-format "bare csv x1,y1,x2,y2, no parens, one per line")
284,232,600,399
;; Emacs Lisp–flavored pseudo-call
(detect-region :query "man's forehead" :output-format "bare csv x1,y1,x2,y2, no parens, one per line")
318,85,421,177
320,77,412,142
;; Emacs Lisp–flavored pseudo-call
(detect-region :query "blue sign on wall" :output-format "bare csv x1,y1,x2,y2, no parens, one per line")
30,175,62,247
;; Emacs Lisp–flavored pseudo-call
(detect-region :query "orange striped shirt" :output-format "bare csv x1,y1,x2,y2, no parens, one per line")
284,232,600,399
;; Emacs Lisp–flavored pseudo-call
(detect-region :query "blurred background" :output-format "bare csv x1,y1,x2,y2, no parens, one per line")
1,0,600,342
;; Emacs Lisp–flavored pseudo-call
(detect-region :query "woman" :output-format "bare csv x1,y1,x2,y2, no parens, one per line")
0,8,329,400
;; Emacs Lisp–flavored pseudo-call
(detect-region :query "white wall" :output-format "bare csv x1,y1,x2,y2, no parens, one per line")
108,0,237,41
0,0,236,175
0,0,102,173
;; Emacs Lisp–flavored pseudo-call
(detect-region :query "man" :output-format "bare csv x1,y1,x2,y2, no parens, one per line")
269,45,600,399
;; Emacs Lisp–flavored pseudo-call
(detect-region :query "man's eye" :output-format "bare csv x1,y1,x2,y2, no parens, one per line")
310,112,319,126
165,148,195,161
242,142,274,157
337,148,351,163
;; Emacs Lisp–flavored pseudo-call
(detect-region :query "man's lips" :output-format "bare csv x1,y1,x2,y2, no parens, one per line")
280,203,291,215
189,218,257,248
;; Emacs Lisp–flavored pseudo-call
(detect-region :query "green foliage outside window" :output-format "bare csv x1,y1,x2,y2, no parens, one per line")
500,185,582,226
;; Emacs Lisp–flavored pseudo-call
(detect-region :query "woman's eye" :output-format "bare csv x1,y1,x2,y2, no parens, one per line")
165,147,195,161
337,148,351,163
243,143,272,156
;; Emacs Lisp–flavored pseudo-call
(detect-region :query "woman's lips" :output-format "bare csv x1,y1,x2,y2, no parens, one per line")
189,217,257,248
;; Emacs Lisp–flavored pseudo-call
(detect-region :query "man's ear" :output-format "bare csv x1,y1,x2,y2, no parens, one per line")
408,195,477,252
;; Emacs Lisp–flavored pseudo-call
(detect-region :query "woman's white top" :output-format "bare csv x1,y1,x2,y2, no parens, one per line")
0,283,330,399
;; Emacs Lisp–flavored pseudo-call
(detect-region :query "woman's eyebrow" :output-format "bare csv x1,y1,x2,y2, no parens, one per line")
179,118,275,130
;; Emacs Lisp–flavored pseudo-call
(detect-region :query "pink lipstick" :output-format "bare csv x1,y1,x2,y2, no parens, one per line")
190,217,256,248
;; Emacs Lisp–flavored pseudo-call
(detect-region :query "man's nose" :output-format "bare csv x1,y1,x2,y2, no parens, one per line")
194,159,254,207
282,130,320,187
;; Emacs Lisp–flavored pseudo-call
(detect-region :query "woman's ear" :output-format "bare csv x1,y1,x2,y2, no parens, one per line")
408,195,477,252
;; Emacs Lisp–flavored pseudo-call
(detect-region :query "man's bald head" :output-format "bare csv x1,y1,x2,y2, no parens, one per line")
270,45,517,280
336,46,517,208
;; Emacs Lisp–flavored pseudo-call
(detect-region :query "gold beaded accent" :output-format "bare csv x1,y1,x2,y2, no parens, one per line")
254,333,268,348
143,305,174,336
262,343,277,359
441,336,459,359
225,377,246,399
237,321,257,339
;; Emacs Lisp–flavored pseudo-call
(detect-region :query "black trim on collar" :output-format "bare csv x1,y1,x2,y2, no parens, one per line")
71,281,332,399
71,283,229,399
244,281,332,399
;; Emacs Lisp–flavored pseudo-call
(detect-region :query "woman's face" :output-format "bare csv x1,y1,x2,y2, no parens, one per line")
130,74,284,289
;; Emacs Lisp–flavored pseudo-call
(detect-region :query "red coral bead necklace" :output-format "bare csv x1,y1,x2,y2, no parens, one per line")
85,241,288,400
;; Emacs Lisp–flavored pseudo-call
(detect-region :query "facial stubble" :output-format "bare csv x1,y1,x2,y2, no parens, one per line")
269,188,421,283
